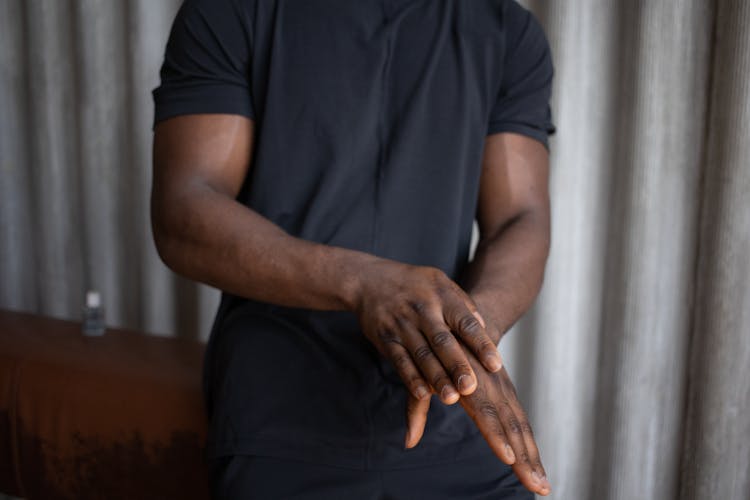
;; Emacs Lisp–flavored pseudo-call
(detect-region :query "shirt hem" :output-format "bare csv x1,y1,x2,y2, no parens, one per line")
486,121,553,151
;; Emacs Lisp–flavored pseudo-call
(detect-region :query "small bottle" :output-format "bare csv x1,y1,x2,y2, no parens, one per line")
82,290,106,336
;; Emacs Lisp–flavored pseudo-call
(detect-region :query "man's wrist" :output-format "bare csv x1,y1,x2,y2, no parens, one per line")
327,248,383,312
469,291,505,345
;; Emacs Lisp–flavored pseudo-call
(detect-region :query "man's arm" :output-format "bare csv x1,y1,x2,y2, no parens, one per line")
152,113,504,405
463,132,551,343
404,132,552,496
152,114,362,311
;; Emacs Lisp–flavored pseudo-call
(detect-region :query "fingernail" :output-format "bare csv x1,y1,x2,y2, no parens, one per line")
441,385,458,402
537,476,551,495
531,471,545,486
485,353,502,372
505,444,515,462
457,374,473,392
415,385,429,399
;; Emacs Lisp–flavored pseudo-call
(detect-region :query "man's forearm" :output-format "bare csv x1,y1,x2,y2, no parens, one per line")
152,183,378,311
460,211,550,345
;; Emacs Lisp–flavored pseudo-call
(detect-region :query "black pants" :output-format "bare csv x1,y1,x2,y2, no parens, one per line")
209,453,533,500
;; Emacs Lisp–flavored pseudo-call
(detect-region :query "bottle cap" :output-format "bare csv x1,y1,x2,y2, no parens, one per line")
86,290,101,308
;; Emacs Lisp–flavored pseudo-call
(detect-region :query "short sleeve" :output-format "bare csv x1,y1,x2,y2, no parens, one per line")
152,0,254,127
487,3,556,149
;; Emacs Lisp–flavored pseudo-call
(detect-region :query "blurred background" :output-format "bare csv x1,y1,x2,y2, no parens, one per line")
0,1,748,499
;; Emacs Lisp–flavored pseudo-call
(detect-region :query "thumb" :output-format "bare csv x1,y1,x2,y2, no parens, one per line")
404,391,431,449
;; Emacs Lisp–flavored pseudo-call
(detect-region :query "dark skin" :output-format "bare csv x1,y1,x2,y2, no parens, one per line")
404,132,551,494
152,114,552,496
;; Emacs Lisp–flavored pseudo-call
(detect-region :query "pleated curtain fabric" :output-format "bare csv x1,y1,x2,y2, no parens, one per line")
0,1,747,499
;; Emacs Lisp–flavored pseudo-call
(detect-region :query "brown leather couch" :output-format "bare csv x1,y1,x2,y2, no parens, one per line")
0,310,210,499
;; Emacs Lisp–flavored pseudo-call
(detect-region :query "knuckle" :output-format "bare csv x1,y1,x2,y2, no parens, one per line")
507,418,522,435
478,400,500,421
398,296,419,315
477,401,504,436
480,339,497,353
394,314,412,330
430,330,455,348
521,421,534,435
392,354,412,371
428,267,447,281
519,452,530,464
408,300,427,315
377,329,400,345
413,344,434,362
458,315,481,336
426,269,449,291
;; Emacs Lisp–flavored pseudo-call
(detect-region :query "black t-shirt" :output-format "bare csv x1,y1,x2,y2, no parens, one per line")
153,0,555,470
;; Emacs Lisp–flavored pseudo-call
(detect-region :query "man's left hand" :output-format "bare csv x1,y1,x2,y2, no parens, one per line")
403,342,551,496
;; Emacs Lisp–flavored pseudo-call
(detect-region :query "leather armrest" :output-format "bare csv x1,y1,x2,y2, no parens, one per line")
0,310,210,499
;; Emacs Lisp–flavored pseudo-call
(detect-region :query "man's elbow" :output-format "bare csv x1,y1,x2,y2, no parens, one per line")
151,216,179,274
483,204,549,244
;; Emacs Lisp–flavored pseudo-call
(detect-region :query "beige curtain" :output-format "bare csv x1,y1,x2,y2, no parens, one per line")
1,1,747,499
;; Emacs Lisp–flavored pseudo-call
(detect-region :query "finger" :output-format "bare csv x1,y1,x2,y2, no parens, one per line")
379,330,431,401
459,390,516,465
496,397,534,480
442,296,503,373
397,317,461,404
461,389,551,496
495,367,548,482
510,402,550,494
497,396,551,496
417,312,477,396
404,391,431,449
512,462,552,496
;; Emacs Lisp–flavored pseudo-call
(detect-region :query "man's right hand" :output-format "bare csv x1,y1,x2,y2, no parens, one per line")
354,259,504,405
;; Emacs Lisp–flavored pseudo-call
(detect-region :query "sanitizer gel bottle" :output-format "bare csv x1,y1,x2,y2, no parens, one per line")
82,290,106,336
